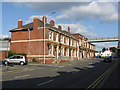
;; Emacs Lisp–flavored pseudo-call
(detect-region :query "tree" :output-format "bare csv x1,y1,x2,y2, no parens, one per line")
3,38,11,42
109,47,117,52
102,47,106,52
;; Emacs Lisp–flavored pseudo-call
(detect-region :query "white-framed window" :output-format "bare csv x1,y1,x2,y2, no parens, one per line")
55,33,58,42
60,35,63,43
60,35,64,43
48,31,53,40
90,44,92,49
66,37,69,45
74,50,76,57
74,40,76,47
66,48,69,56
77,41,79,47
63,36,64,43
77,49,79,57
48,45,53,55
70,39,72,46
60,46,64,56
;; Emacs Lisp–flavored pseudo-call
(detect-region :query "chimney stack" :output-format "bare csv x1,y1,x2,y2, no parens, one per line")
58,25,62,30
50,20,55,26
68,26,70,33
42,16,47,23
33,17,40,30
18,19,22,29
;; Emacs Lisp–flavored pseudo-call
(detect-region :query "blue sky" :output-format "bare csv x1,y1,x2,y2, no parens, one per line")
1,0,119,51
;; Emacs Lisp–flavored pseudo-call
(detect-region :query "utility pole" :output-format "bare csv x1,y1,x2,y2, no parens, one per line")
43,12,56,64
28,29,30,62
43,16,46,64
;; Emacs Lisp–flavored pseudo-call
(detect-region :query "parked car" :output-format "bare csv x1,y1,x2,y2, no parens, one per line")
2,55,28,65
103,56,112,62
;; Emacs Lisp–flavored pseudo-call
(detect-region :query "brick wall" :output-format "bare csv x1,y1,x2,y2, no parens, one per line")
0,51,7,60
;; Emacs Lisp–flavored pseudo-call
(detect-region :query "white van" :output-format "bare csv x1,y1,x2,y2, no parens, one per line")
2,55,28,65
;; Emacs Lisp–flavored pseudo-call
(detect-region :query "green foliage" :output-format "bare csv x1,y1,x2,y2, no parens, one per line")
65,47,68,49
54,44,57,49
15,53,27,56
102,47,107,52
32,58,36,62
47,43,51,46
7,51,27,58
7,51,16,57
3,38,11,42
109,47,117,52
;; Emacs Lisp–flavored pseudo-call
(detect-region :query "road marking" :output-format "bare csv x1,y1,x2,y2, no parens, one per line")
36,79,54,87
14,74,30,79
86,63,117,89
86,66,94,68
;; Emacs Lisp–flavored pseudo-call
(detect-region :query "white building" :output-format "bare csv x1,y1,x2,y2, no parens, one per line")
0,40,10,60
100,50,112,57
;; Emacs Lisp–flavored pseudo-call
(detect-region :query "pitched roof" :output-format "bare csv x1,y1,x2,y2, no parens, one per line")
9,20,78,40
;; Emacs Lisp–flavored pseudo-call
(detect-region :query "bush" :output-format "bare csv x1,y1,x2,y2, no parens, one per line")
32,58,36,62
7,51,16,57
7,51,27,58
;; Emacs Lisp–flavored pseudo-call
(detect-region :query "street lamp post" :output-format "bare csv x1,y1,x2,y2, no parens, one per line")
43,17,46,64
28,29,30,62
43,12,56,64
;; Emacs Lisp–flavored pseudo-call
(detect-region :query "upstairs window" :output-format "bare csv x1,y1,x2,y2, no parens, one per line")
70,39,72,46
48,31,53,40
60,35,64,43
66,37,69,45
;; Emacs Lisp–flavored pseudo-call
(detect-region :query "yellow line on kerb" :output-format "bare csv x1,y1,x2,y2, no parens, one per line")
86,63,116,89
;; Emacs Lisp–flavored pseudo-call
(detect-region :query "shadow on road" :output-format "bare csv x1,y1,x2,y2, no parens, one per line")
2,60,119,88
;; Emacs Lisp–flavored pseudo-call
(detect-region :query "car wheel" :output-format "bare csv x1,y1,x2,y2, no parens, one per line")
20,61,24,65
4,61,8,66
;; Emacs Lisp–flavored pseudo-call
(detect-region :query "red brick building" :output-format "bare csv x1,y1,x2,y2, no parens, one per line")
10,16,95,63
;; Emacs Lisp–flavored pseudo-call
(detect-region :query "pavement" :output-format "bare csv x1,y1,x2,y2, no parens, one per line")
0,58,102,73
28,58,102,66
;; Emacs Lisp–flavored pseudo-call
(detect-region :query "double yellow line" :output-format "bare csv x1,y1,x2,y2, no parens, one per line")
86,63,117,89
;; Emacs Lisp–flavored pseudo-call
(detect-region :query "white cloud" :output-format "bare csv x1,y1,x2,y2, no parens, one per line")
25,15,97,38
56,2,118,23
24,15,54,24
93,42,118,50
56,23,97,38
0,34,10,39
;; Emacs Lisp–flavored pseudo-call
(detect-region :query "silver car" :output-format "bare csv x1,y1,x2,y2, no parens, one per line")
2,55,28,65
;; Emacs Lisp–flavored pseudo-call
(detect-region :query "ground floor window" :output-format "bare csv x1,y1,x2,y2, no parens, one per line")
48,45,53,55
66,48,69,56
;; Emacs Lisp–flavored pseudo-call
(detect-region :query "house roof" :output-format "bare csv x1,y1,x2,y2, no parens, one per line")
9,20,78,40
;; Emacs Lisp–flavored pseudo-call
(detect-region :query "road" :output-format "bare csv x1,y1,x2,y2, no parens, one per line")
1,58,119,88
